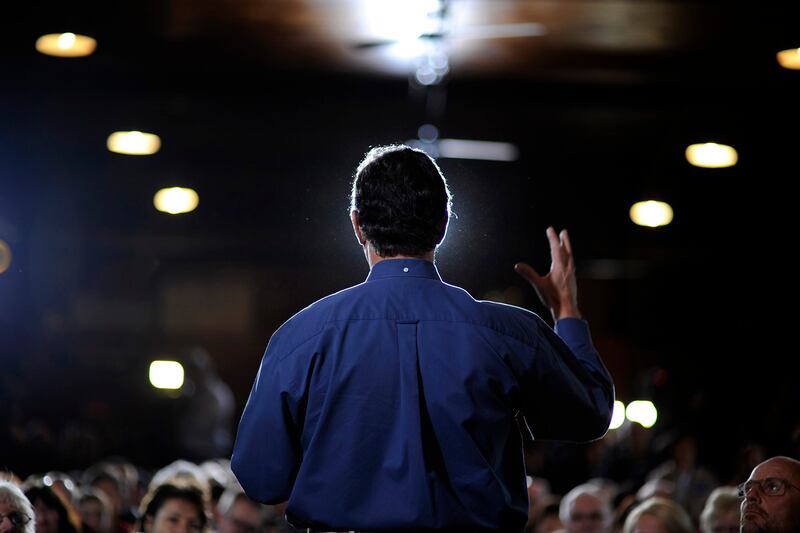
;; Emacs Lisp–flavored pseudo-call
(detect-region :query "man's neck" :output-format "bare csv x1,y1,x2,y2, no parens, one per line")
366,244,434,269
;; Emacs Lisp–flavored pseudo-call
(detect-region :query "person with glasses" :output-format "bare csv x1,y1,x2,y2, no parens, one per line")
739,456,800,533
559,484,612,533
0,481,35,533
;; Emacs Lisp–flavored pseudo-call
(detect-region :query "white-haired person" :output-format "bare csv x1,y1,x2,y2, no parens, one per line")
560,483,613,533
623,497,693,533
699,486,739,533
0,480,35,533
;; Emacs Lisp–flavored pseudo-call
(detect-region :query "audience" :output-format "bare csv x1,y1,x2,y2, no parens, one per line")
1,436,799,533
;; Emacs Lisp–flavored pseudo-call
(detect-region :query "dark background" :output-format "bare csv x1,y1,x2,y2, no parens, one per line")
1,0,798,486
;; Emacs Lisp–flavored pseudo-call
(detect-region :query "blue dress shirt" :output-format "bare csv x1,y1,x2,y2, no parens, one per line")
232,259,614,532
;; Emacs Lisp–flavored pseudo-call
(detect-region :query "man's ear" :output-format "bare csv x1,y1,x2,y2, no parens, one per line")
143,516,153,533
351,210,366,245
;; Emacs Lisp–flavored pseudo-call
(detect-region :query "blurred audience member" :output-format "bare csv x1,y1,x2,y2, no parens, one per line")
636,478,675,502
77,489,113,533
215,485,273,533
623,497,692,533
560,484,612,533
647,435,718,520
137,480,208,533
23,484,81,533
739,456,800,533
83,464,128,533
0,480,35,533
699,486,739,533
149,463,206,493
526,500,562,533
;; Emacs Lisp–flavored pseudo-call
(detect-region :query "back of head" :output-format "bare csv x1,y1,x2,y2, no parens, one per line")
623,497,693,533
351,145,452,257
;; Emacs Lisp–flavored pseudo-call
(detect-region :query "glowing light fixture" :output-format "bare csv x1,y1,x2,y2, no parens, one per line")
609,400,626,430
154,187,199,215
361,0,442,42
149,360,184,390
626,400,658,428
107,131,161,155
35,33,97,57
0,239,11,274
630,200,673,228
777,48,800,70
438,139,519,161
685,142,738,168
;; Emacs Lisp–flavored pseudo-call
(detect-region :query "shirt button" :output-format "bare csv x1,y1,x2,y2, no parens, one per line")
403,267,409,272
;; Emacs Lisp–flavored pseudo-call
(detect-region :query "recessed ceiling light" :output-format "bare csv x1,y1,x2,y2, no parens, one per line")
777,48,800,70
630,200,673,228
35,33,96,58
154,187,199,215
685,142,737,168
107,131,161,155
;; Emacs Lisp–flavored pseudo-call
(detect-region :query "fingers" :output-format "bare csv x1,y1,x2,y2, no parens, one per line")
514,262,542,286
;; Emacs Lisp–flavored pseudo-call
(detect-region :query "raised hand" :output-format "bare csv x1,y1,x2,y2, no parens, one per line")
514,226,581,321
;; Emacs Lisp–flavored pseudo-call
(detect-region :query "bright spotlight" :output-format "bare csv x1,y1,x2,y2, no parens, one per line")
630,200,674,228
149,360,184,390
626,400,658,428
153,187,199,215
107,131,161,155
609,400,626,430
35,33,97,57
685,142,738,168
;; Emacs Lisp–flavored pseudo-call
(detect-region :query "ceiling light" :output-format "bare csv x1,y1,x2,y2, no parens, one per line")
630,201,673,228
685,142,737,168
149,360,184,390
35,33,97,58
107,131,161,155
777,48,800,70
154,187,199,215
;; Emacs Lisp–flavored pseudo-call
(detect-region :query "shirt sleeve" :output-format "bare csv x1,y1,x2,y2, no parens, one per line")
230,337,304,504
515,316,614,442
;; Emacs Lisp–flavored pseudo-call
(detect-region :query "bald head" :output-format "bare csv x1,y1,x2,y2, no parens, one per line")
741,456,800,533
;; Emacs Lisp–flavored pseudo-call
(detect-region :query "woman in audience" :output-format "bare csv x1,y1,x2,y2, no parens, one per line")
623,497,693,533
23,484,81,533
0,481,35,533
136,480,208,533
78,489,114,533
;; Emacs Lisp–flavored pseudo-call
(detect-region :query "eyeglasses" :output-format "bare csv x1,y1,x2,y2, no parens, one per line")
0,511,32,528
737,477,800,498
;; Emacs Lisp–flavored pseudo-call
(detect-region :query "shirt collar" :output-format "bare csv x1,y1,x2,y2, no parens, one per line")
366,258,442,282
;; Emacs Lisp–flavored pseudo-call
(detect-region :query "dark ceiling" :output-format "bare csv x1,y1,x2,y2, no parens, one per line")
1,1,799,474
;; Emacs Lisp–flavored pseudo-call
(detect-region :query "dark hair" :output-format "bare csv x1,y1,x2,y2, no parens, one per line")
136,479,208,533
24,484,81,533
350,145,452,257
